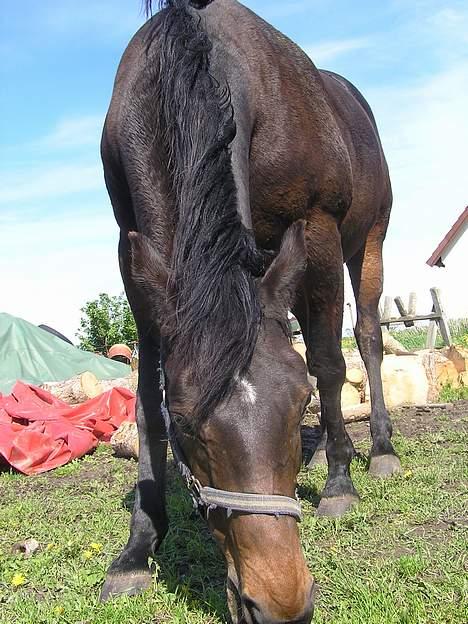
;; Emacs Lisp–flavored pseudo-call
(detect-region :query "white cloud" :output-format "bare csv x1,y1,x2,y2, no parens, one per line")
40,115,105,150
0,163,103,205
0,212,123,341
343,61,468,327
303,37,372,65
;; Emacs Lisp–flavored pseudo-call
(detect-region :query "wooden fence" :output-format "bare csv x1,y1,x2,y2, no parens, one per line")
379,287,451,348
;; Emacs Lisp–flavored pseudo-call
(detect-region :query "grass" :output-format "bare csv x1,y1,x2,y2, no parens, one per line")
341,318,468,352
0,413,467,624
439,383,468,402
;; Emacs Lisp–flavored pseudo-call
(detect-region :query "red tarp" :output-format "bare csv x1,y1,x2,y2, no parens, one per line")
0,382,136,475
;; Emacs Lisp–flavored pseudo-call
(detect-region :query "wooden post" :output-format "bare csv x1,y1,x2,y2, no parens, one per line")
408,292,417,317
426,319,438,349
430,287,452,346
382,296,393,328
347,303,356,337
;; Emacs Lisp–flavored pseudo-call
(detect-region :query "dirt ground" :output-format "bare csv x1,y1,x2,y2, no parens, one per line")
301,400,468,462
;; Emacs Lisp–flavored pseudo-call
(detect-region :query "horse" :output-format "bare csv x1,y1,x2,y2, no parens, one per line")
100,1,401,622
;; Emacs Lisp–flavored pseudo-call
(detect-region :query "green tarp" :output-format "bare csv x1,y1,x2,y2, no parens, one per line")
0,313,130,394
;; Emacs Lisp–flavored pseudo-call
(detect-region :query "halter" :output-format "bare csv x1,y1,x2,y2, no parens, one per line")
160,367,302,522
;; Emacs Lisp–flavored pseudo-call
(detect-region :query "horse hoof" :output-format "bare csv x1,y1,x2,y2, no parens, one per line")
100,569,152,601
307,449,327,468
369,454,402,478
316,494,359,518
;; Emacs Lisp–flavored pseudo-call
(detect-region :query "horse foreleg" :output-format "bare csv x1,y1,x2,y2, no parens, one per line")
347,225,402,478
101,234,168,600
294,212,359,517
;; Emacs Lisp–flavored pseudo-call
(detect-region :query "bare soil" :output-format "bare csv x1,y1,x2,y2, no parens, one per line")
301,400,468,460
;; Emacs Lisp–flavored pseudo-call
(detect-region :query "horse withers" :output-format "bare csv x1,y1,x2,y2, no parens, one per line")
100,1,400,621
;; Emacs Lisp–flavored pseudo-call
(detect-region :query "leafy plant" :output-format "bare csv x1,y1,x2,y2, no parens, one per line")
77,293,137,354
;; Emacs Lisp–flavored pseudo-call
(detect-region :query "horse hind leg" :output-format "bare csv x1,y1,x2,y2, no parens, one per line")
100,231,169,601
347,224,402,478
294,210,359,517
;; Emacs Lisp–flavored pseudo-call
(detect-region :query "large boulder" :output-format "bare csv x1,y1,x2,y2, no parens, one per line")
377,355,429,407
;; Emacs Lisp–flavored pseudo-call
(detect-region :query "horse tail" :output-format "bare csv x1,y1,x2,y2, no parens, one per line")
146,0,261,419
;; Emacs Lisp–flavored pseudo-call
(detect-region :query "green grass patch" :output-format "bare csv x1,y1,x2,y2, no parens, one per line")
439,383,468,402
1,421,467,623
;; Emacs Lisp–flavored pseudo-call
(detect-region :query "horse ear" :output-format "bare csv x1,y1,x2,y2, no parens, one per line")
260,220,307,313
128,231,174,317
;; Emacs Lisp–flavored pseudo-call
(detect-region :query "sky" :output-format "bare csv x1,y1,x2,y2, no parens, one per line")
1,0,467,341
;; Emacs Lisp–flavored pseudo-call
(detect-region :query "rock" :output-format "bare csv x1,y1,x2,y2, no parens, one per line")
459,371,468,387
292,340,307,362
435,359,460,388
12,538,40,557
42,376,90,404
100,369,138,394
341,382,361,407
346,368,364,386
80,371,103,399
110,421,139,460
43,370,138,404
443,345,468,374
366,355,430,408
419,350,460,396
382,330,410,355
342,402,371,422
292,340,318,394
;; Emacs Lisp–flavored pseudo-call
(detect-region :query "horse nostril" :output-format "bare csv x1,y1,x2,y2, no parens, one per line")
242,591,314,624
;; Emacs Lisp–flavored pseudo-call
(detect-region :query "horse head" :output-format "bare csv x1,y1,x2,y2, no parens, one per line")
129,221,314,623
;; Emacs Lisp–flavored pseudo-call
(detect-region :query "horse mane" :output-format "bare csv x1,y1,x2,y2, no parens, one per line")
143,1,213,17
145,0,263,420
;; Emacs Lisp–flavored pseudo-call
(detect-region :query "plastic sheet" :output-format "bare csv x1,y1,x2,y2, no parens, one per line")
0,382,136,475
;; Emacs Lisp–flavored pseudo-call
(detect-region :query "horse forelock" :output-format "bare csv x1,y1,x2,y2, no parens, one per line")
148,0,263,422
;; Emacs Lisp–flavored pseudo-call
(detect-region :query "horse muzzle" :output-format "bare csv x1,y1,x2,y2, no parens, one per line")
241,589,315,624
227,576,314,624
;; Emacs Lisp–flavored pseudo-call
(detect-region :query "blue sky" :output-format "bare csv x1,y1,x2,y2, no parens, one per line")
1,0,467,339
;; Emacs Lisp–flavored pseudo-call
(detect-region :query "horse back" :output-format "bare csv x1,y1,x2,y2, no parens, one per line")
199,1,392,255
103,0,391,259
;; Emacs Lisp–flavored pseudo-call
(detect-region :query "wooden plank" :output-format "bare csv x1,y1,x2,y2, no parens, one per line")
430,287,452,346
395,296,414,327
408,292,417,316
379,313,440,325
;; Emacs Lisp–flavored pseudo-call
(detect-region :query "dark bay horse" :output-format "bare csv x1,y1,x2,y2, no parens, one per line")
100,1,401,621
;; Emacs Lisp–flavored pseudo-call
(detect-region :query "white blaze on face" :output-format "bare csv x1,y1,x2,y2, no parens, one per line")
238,377,257,405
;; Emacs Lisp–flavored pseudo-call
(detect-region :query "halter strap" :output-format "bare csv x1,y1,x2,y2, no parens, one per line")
160,389,302,522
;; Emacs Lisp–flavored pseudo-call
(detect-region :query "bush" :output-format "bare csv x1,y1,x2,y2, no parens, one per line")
77,293,137,354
